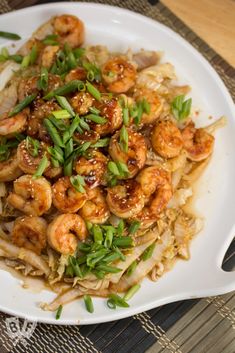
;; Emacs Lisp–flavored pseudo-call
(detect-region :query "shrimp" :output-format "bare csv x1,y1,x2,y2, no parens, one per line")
41,45,60,69
106,180,145,218
53,15,85,48
12,216,47,254
7,175,52,216
102,57,136,93
134,87,163,124
136,165,172,214
0,149,23,182
73,130,100,145
18,74,61,101
75,150,108,188
47,214,88,254
52,176,88,213
65,67,87,83
109,128,147,178
181,121,214,161
151,120,183,159
79,187,110,224
70,92,94,115
0,109,28,137
91,98,123,136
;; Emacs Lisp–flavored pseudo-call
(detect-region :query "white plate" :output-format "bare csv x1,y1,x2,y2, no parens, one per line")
0,2,235,325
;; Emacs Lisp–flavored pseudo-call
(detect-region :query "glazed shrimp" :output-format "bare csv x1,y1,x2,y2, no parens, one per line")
53,14,85,48
12,216,47,255
181,121,214,162
134,87,163,125
0,149,23,182
102,57,137,93
92,98,123,136
65,67,87,83
7,175,52,216
79,187,110,224
75,150,108,188
70,92,94,116
52,176,88,213
151,120,183,159
0,109,28,137
136,166,172,214
109,128,147,178
106,180,145,218
47,214,88,254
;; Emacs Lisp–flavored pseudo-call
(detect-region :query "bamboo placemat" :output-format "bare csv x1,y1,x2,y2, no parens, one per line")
0,1,234,353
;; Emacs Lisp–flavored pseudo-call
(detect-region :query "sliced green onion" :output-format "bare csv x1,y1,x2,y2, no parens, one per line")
55,305,63,320
122,107,129,126
63,156,74,176
84,295,94,313
9,54,23,63
96,264,121,273
126,260,137,277
63,115,80,143
21,55,30,68
37,67,48,91
89,106,100,115
83,62,101,82
25,136,40,157
102,251,120,264
91,138,110,148
0,31,21,40
85,114,107,125
119,125,128,153
107,161,120,176
128,220,140,234
69,256,83,278
104,228,114,248
141,243,156,261
113,236,133,248
70,174,86,193
44,80,84,100
64,138,73,159
142,98,150,114
1,47,9,59
79,243,91,253
123,284,141,301
52,109,71,120
43,118,64,147
9,94,36,117
33,154,48,179
30,45,38,65
114,246,126,261
93,270,105,279
107,298,116,309
79,118,90,131
171,95,192,121
56,95,75,117
73,47,85,59
116,161,129,176
108,294,129,308
86,81,101,101
93,225,103,244
117,220,125,237
42,34,59,46
65,265,74,277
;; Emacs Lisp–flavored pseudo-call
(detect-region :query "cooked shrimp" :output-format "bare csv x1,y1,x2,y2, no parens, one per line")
75,150,108,188
73,130,100,144
181,121,214,161
52,176,88,213
41,45,60,68
102,57,136,93
134,87,163,124
0,109,28,137
106,180,144,218
47,214,88,254
79,187,110,224
70,92,94,115
0,149,23,182
109,128,147,178
136,166,172,215
92,98,122,136
53,14,85,48
7,175,52,216
65,67,87,83
12,216,47,254
151,120,183,159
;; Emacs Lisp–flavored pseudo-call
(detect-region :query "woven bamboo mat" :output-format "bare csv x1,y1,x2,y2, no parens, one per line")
0,1,235,352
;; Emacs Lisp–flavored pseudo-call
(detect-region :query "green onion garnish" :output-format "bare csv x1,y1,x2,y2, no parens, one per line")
55,305,63,320
122,107,129,126
107,161,120,176
21,55,30,68
89,106,100,115
85,114,107,125
56,95,75,117
9,94,36,117
64,138,73,159
25,136,40,157
141,243,156,261
43,118,64,148
93,225,103,244
96,264,121,273
70,174,86,193
86,81,101,101
37,67,48,91
0,31,21,40
171,95,192,121
91,138,110,148
117,219,125,237
128,220,141,234
84,295,94,313
119,125,128,153
104,228,114,248
107,294,129,309
126,260,137,276
30,44,38,65
123,284,141,301
113,236,133,248
52,109,71,120
33,154,48,179
44,80,84,100
42,34,59,46
69,256,83,278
